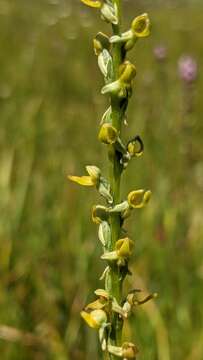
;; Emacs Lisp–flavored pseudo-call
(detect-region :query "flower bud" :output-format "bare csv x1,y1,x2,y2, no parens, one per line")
131,13,151,38
127,136,144,157
98,123,118,144
81,309,107,329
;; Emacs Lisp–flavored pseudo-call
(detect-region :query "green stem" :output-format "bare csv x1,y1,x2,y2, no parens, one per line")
105,0,124,356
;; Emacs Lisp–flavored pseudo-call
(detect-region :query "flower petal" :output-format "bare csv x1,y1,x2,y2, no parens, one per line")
80,0,101,8
68,175,94,186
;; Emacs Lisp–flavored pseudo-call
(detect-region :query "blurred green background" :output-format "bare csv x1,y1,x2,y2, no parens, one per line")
0,0,203,359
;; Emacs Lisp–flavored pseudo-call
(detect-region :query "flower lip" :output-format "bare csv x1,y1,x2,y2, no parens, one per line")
98,123,118,144
80,0,102,8
81,309,107,329
131,13,151,38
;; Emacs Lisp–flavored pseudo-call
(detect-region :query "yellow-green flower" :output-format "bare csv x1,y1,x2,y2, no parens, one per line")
128,189,151,209
110,13,151,51
68,165,101,186
81,309,107,329
101,62,136,98
116,238,134,258
131,13,151,38
92,205,109,224
127,136,144,157
98,123,118,144
85,289,128,318
101,237,134,265
80,0,118,25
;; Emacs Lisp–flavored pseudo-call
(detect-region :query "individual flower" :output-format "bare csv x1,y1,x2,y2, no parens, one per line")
68,165,101,186
101,237,134,266
85,289,128,318
127,190,151,209
81,309,107,329
101,62,136,98
108,189,151,218
110,13,151,51
123,290,158,316
98,123,118,144
80,0,118,25
178,55,198,84
108,342,139,359
92,205,109,224
68,166,113,203
127,136,144,157
93,32,110,55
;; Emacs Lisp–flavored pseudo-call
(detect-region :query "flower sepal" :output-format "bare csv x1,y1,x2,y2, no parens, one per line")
98,221,111,247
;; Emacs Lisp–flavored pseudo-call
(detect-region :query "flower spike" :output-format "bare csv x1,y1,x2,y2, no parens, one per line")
72,1,155,357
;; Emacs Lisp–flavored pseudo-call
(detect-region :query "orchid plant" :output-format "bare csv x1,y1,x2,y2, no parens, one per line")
68,1,156,358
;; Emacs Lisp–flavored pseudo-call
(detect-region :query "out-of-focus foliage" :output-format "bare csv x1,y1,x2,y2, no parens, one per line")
0,0,203,359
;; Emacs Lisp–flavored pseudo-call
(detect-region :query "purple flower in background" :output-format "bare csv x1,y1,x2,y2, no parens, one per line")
153,45,167,61
178,55,198,84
